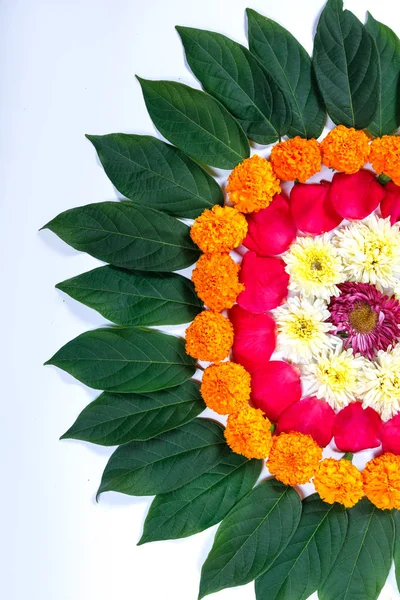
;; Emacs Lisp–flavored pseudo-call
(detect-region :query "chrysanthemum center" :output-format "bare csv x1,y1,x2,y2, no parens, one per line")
304,249,336,283
287,316,317,341
349,303,378,334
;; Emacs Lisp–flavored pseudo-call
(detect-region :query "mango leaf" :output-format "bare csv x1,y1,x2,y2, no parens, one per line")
176,27,291,144
198,479,302,599
56,266,203,326
45,327,196,393
61,380,205,445
313,0,379,129
366,13,400,137
394,509,400,592
137,78,249,169
255,494,348,600
246,9,325,139
43,201,200,272
86,134,223,218
319,498,394,600
139,453,262,543
97,418,227,497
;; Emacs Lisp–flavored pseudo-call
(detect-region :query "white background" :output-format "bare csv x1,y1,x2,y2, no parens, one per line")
2,0,400,598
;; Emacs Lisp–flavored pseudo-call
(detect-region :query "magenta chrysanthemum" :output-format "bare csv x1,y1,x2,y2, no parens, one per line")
328,282,400,359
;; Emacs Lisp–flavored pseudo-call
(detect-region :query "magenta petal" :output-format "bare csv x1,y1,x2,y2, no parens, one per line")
290,180,343,234
329,170,385,220
380,181,400,225
277,396,335,447
381,413,400,455
333,403,382,452
243,194,296,256
251,361,302,422
237,251,289,313
229,304,276,373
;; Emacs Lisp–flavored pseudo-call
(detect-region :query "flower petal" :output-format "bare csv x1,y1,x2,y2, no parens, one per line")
333,402,382,452
243,194,296,256
380,181,400,225
329,170,385,220
277,396,335,447
381,413,400,455
237,251,289,313
251,361,301,422
229,304,276,373
290,180,343,234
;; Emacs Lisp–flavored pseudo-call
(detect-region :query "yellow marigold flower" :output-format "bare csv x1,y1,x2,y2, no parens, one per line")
267,432,322,486
270,137,322,183
363,453,400,510
314,458,364,508
190,205,248,254
225,407,273,459
320,125,370,174
226,154,281,213
192,253,244,312
185,310,233,362
200,362,251,415
370,135,400,185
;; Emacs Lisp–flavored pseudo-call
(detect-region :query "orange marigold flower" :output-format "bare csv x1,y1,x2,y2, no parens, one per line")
314,458,364,508
362,453,400,510
270,137,322,183
190,205,248,254
192,253,244,312
185,310,233,362
321,125,370,174
370,135,400,186
225,406,273,459
200,362,251,415
267,431,322,486
226,154,281,213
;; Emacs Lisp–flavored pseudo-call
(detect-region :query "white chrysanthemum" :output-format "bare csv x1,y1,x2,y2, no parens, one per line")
334,215,400,290
283,234,345,300
301,345,366,410
273,296,337,363
358,345,400,421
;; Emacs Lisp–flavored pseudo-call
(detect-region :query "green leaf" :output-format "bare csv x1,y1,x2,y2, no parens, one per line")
139,453,262,543
319,498,394,600
56,266,203,326
61,380,205,445
97,418,227,497
45,327,196,393
176,27,291,144
137,78,249,169
246,9,325,139
313,0,379,129
255,494,348,600
43,201,200,272
198,479,302,599
86,134,223,218
365,13,400,137
394,509,400,592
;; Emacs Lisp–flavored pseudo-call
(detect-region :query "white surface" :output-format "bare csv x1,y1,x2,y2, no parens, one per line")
2,0,400,598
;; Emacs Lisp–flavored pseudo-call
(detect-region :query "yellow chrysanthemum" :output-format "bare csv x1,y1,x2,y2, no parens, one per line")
224,407,273,459
333,215,400,290
270,136,321,183
185,310,233,362
226,154,281,213
192,253,244,312
283,234,345,300
321,125,370,174
190,205,248,254
200,362,251,415
314,458,364,508
370,135,400,185
267,432,322,486
363,453,400,510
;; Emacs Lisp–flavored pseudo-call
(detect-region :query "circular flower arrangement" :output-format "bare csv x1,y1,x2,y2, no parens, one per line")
44,3,400,600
